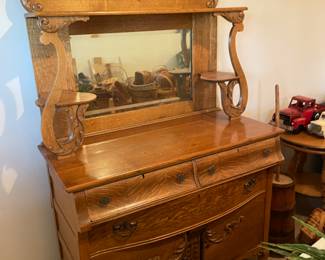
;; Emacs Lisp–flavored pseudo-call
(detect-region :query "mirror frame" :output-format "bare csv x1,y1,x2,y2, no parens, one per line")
26,13,218,137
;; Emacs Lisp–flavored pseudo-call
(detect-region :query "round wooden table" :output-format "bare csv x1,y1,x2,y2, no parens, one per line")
169,68,191,99
281,131,325,206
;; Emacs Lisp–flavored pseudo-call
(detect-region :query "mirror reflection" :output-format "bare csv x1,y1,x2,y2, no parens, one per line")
70,29,192,117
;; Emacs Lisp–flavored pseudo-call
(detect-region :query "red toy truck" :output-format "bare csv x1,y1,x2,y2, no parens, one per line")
277,96,325,133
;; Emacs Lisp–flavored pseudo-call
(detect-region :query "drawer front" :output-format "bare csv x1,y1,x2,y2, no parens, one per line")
203,194,266,260
196,138,282,187
88,172,267,254
86,162,196,223
91,234,188,260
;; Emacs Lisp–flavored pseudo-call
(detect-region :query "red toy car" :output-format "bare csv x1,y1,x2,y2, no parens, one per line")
277,96,325,133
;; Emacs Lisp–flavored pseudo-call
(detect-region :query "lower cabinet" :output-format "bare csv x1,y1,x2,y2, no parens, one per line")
202,194,265,260
86,194,266,260
91,235,189,260
51,142,280,260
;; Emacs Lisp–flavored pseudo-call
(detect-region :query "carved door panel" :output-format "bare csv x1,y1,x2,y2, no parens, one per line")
201,194,265,260
91,233,199,260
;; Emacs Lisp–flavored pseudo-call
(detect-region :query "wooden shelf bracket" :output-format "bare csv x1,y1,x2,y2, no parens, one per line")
201,10,248,120
37,16,96,157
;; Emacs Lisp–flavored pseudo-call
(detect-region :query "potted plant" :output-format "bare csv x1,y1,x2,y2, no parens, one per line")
261,217,325,259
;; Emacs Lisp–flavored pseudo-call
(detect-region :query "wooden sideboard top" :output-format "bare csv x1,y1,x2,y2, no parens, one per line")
40,112,283,193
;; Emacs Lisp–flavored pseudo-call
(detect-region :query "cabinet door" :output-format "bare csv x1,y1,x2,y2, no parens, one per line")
202,194,266,260
91,234,195,260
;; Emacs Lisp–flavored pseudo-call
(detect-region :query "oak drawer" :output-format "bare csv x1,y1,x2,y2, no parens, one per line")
196,138,282,187
91,234,187,260
203,194,266,260
88,172,267,254
85,162,196,223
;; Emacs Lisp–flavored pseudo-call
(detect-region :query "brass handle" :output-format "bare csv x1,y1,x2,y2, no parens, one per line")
204,216,244,246
244,178,257,192
176,173,186,184
263,148,272,157
99,196,111,207
207,164,217,176
113,221,138,238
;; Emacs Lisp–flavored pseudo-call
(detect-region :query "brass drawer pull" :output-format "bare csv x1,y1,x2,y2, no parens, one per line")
204,216,244,245
244,178,257,192
176,173,186,184
113,221,138,238
207,164,217,176
99,196,111,207
263,148,272,157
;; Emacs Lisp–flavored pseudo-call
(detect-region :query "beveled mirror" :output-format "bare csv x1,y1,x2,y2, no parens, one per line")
70,29,192,117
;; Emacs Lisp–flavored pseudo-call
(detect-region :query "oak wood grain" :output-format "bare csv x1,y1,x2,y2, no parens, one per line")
192,13,217,110
203,194,265,260
69,14,192,35
195,138,283,187
85,162,196,224
41,112,282,193
22,2,280,259
22,0,247,17
91,235,187,260
54,201,80,260
87,173,266,253
200,72,239,83
281,131,325,152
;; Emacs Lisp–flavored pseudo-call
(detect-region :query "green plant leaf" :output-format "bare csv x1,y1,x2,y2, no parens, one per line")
281,243,325,259
293,216,325,239
287,257,311,260
261,217,325,259
263,242,325,259
260,245,292,257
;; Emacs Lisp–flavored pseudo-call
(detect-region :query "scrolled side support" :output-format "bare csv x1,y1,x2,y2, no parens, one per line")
38,17,90,157
219,11,248,120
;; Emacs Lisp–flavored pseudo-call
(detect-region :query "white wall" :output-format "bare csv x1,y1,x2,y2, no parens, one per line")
1,1,325,260
0,1,60,260
218,0,325,122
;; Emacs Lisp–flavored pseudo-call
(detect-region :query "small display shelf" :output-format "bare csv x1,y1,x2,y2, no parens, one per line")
36,91,96,158
200,71,239,83
36,91,96,108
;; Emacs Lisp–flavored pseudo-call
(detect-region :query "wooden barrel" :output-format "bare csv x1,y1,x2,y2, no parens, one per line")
269,174,296,243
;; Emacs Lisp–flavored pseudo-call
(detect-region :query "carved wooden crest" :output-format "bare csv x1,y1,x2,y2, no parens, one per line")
21,0,43,12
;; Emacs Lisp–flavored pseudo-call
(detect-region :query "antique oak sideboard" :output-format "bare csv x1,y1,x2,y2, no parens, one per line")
21,0,283,259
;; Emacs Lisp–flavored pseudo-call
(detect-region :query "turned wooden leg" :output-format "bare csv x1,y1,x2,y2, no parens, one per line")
287,150,307,181
321,156,325,208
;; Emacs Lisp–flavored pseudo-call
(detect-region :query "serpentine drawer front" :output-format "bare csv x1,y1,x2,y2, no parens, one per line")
85,162,196,223
88,172,266,255
91,234,188,260
203,194,265,260
196,138,282,187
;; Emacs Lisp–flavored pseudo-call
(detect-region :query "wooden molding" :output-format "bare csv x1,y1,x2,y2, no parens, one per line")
38,16,89,33
38,16,92,157
220,11,245,24
217,11,248,120
21,0,218,15
21,0,43,12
